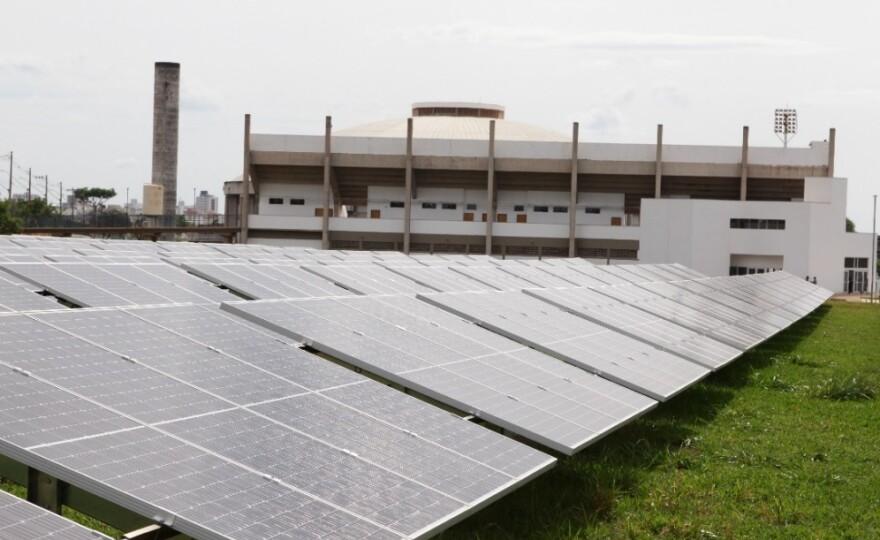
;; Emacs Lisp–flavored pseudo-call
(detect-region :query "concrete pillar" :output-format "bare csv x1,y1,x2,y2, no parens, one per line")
740,126,749,201
151,62,180,218
568,122,579,258
239,114,251,243
404,118,413,254
654,124,663,199
322,116,332,250
827,127,836,177
485,120,496,256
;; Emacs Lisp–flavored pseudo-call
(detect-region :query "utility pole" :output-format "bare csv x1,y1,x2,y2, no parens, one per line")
59,182,63,212
872,194,877,303
27,168,31,202
44,175,48,203
7,151,12,200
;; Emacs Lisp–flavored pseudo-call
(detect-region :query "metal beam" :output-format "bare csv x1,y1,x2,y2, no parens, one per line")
123,523,189,540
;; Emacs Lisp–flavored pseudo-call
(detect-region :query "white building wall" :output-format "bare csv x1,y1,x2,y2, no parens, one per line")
639,177,872,291
259,183,329,217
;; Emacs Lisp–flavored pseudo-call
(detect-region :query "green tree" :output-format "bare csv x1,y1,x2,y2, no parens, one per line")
0,200,23,234
846,217,856,232
14,197,57,226
74,187,117,223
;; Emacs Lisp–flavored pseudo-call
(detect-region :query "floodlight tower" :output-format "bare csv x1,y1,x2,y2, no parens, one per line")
774,108,797,148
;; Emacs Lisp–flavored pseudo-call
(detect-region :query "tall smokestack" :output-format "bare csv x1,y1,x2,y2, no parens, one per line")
151,62,180,216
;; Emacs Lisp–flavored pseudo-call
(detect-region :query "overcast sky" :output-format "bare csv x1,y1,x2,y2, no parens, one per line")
2,1,879,230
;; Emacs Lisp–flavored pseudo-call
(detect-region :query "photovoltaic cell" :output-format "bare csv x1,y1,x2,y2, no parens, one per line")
0,489,113,539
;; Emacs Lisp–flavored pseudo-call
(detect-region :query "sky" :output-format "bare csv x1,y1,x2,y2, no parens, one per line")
1,0,879,230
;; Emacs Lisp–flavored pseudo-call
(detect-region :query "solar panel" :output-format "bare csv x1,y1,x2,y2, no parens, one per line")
448,266,537,291
0,489,113,539
382,265,497,292
0,274,66,312
222,296,658,454
0,263,132,307
418,291,710,401
303,265,435,295
0,310,554,539
525,287,741,369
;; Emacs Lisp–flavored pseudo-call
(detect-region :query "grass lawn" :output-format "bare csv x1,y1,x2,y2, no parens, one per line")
442,302,880,539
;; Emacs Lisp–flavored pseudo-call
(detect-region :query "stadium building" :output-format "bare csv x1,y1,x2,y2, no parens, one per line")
225,102,873,293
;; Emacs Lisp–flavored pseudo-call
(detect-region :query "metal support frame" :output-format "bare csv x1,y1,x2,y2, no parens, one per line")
27,467,62,514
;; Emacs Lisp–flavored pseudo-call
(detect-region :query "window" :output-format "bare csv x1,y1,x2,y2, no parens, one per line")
390,201,404,208
441,203,457,210
730,218,786,230
421,202,437,209
268,198,283,205
513,205,525,212
466,203,477,211
289,198,304,205
533,205,548,213
552,206,568,213
844,257,868,269
584,207,600,214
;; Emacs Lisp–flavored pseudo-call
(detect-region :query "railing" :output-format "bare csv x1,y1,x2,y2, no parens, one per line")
18,213,240,229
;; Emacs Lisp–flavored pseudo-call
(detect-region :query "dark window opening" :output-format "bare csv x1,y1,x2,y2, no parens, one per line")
584,207,601,214
552,206,568,213
533,205,548,213
421,202,437,209
289,198,305,205
390,201,405,208
268,198,283,205
513,205,525,212
441,203,457,210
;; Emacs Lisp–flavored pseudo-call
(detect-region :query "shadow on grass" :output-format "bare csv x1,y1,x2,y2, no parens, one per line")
439,305,832,539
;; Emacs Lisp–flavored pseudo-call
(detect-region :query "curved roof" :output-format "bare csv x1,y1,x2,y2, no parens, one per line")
336,115,570,142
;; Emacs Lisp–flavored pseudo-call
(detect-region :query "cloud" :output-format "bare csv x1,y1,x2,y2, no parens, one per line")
653,83,689,107
180,79,222,112
111,158,138,169
393,21,820,53
0,57,41,75
581,108,623,134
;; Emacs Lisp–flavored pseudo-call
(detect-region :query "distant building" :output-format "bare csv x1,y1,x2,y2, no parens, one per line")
195,190,218,215
225,102,874,293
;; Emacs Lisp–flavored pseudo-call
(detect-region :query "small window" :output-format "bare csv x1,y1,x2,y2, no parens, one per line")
584,207,600,214
533,205,548,213
390,201,404,208
552,206,568,213
421,202,437,209
441,203,457,210
466,203,477,211
513,205,525,212
268,198,283,205
289,198,304,205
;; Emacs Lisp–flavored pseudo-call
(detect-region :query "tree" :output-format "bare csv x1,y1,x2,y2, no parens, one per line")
14,197,56,226
846,217,856,232
74,187,117,223
0,200,23,234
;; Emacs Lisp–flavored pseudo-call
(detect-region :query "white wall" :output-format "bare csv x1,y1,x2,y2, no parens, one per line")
639,177,872,291
259,183,329,217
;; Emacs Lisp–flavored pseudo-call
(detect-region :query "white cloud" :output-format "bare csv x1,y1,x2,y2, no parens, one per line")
581,107,623,134
393,21,821,53
653,83,689,107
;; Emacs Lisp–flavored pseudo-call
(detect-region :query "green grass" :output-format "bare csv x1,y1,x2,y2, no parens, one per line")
441,302,880,539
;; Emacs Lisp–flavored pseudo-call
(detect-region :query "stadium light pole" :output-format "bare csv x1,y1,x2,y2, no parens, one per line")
774,108,797,148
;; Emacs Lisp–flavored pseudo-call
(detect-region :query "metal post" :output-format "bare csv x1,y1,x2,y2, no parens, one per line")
872,194,877,302
59,182,63,212
6,151,11,200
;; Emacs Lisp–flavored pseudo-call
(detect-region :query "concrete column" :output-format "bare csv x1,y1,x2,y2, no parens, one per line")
404,118,413,254
740,126,749,201
568,122,579,258
485,120,496,256
151,62,180,218
322,116,332,250
239,114,251,243
654,124,663,199
827,127,836,177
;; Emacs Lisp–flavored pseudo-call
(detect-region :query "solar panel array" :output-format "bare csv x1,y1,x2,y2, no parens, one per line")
0,489,113,540
0,234,833,539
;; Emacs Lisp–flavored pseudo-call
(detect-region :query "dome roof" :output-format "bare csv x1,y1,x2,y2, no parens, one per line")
336,103,569,142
